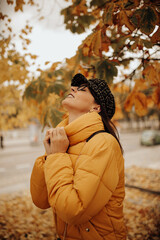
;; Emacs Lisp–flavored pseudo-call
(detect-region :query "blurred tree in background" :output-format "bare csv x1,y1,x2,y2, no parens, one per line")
1,0,160,129
0,27,38,131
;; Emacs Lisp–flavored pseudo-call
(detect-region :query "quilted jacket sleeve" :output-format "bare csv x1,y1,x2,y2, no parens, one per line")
44,134,123,225
30,155,50,209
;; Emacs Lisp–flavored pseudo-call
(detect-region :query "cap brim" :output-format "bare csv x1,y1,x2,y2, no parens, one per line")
71,73,88,86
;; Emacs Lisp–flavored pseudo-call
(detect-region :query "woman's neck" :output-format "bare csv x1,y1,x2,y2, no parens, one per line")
68,112,87,124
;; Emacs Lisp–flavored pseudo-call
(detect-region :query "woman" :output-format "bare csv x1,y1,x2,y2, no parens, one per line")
30,73,126,240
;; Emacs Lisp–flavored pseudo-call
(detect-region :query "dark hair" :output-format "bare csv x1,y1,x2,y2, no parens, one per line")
90,93,123,154
99,109,124,154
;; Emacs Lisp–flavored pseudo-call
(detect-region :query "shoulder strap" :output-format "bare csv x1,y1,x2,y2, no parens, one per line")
86,130,106,142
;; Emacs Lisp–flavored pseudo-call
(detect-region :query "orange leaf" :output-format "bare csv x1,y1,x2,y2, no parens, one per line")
45,61,50,65
143,64,160,86
135,92,147,116
151,27,160,43
113,103,124,120
134,78,148,91
114,84,130,93
119,10,135,32
124,91,135,112
30,54,37,59
21,29,28,35
50,62,61,71
82,45,90,56
72,0,87,15
152,87,160,109
147,96,154,108
25,39,31,45
91,30,102,56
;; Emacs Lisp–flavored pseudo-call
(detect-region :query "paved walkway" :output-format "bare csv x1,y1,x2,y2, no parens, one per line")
0,132,160,194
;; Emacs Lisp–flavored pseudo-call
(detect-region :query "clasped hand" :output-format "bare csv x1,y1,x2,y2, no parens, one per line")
43,127,69,155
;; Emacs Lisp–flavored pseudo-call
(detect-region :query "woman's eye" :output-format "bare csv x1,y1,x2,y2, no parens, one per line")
77,87,86,91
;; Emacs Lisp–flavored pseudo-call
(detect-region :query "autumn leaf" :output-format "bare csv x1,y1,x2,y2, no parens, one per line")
103,3,114,25
45,61,50,65
123,0,140,10
92,30,102,56
119,10,135,32
21,29,28,35
134,78,148,91
151,27,160,43
112,102,124,120
147,96,154,108
15,0,25,12
30,54,38,59
113,84,130,93
135,92,148,116
50,62,61,71
143,64,160,86
131,6,158,35
72,0,87,15
0,12,8,19
152,87,160,109
124,91,135,112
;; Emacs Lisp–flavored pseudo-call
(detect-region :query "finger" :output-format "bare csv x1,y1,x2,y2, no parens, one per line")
58,127,66,136
45,135,50,141
46,128,53,136
50,128,57,140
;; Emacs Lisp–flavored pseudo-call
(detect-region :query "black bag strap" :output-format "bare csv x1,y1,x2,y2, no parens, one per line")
86,130,106,142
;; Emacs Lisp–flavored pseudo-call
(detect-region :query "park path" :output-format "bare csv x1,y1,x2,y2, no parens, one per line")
0,131,160,194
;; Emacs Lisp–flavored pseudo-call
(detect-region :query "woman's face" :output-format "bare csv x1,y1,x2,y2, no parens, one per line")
62,85,100,114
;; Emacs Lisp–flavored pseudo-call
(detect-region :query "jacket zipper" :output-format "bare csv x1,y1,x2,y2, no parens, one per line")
63,223,68,240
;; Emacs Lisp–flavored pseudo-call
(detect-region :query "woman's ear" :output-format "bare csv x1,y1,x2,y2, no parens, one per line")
91,105,101,113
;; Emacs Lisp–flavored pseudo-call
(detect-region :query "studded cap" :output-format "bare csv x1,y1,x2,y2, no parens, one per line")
71,73,115,119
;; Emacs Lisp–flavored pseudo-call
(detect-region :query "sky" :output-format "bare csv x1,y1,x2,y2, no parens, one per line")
1,0,90,72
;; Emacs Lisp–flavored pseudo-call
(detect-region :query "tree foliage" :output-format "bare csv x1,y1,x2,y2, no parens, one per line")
1,0,160,129
0,19,37,130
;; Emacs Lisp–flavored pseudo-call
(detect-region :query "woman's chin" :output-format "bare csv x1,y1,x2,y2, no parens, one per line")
62,98,73,109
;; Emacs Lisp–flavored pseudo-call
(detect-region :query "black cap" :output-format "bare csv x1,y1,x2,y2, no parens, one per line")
71,73,115,119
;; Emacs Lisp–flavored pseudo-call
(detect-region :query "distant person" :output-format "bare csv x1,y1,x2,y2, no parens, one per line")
0,135,4,149
30,73,126,240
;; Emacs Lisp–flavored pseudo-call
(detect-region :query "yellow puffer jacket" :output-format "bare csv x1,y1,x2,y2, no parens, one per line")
30,112,126,240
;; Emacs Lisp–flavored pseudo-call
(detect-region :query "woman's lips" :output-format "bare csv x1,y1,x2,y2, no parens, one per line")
67,93,74,98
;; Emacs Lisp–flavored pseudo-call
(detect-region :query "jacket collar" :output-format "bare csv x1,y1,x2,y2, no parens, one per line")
58,112,104,146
